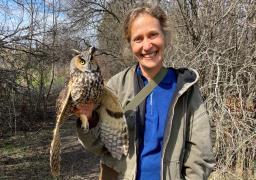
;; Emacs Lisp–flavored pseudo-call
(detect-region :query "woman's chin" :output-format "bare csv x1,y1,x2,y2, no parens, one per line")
139,58,162,69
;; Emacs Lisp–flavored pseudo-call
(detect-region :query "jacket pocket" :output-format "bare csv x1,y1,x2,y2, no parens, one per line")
164,161,183,180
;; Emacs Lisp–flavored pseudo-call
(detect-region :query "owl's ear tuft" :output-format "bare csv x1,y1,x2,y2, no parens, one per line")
71,49,81,57
89,46,96,54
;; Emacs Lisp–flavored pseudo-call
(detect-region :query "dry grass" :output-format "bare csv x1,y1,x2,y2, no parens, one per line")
0,121,100,180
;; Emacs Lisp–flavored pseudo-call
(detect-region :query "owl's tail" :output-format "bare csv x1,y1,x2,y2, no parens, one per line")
50,124,61,176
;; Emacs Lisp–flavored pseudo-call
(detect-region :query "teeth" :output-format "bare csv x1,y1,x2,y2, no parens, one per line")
142,52,157,58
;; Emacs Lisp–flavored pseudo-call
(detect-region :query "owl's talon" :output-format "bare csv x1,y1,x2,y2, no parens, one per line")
80,114,89,133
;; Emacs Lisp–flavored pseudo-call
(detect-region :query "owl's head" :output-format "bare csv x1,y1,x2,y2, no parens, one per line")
70,47,99,74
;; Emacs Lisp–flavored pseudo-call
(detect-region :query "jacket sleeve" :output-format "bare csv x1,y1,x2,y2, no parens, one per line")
183,85,215,179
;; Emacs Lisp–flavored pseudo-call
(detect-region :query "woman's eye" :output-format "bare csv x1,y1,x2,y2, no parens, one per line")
133,37,142,43
80,59,86,65
149,33,158,39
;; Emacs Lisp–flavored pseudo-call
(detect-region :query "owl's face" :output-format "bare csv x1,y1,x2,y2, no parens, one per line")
70,48,99,74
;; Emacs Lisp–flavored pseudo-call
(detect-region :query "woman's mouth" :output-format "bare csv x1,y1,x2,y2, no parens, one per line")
141,51,158,58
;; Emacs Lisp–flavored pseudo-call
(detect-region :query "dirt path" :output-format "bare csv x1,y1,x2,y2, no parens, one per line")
0,120,100,180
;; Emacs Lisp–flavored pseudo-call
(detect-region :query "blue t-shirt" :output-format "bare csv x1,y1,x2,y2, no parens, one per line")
136,67,177,180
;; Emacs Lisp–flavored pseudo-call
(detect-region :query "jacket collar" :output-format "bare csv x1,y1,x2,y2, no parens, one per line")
130,64,199,96
174,68,199,96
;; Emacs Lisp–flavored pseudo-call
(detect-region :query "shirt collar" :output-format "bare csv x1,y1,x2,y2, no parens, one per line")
136,65,175,85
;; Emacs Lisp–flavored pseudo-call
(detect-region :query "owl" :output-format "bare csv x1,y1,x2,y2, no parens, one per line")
50,47,129,176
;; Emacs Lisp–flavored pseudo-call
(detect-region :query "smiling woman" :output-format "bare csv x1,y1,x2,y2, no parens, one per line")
75,3,215,180
130,13,165,79
123,4,170,80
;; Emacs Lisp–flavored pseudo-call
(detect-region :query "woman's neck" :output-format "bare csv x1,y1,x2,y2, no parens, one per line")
139,64,163,80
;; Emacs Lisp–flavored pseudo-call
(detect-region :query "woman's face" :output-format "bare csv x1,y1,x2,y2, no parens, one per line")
130,13,165,76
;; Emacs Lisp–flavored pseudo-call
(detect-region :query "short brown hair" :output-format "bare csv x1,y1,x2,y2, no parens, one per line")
123,3,168,43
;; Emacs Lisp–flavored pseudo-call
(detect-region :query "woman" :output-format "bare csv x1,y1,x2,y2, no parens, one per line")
75,3,215,180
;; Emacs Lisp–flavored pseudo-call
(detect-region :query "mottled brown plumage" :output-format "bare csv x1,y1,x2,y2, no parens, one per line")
50,47,129,177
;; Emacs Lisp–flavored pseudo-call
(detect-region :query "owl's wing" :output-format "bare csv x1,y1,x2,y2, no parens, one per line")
50,80,72,176
98,86,129,160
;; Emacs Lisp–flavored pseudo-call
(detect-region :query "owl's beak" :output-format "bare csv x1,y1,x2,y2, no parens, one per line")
85,62,92,72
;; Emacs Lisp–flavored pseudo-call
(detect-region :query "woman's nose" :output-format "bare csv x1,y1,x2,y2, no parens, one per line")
142,39,152,51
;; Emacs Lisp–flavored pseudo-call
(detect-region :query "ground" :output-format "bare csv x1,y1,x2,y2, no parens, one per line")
0,120,100,180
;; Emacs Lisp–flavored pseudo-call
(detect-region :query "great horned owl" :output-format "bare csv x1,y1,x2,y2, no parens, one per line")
50,47,129,176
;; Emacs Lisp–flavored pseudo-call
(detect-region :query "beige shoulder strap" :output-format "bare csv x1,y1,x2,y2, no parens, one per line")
123,67,168,112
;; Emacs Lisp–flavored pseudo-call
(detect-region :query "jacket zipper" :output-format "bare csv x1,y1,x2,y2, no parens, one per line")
160,86,193,180
160,93,181,180
180,91,189,172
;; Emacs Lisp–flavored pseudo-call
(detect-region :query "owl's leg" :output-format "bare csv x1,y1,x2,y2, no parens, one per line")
79,114,89,133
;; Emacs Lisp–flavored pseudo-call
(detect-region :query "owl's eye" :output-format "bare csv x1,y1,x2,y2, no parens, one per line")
80,59,86,65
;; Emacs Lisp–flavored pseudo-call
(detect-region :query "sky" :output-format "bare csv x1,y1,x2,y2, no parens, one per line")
0,0,115,47
0,0,67,35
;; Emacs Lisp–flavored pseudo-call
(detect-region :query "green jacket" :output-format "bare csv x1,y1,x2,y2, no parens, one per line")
77,66,215,180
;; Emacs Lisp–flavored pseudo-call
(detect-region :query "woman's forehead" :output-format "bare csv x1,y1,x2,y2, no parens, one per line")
130,14,161,33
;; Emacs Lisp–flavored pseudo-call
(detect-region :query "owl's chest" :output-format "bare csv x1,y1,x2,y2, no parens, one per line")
70,72,103,105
